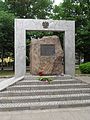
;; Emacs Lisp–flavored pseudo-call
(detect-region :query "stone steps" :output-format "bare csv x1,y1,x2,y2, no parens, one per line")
16,79,83,85
24,75,72,80
0,100,90,111
0,75,90,111
0,93,90,104
1,88,90,97
7,83,89,91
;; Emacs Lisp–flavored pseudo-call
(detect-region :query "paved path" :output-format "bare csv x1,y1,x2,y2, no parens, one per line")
0,78,8,82
75,76,90,84
0,107,90,120
0,79,4,82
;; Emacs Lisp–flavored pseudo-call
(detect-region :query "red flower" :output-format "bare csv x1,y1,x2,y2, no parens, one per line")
38,70,44,76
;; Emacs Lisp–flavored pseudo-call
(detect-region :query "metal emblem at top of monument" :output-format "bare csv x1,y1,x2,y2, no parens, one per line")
42,21,49,28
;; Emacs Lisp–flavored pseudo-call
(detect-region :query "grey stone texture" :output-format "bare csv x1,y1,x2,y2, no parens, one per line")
30,36,63,75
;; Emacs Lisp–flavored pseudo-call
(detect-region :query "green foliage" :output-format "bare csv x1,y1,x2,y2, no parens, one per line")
52,0,90,62
0,0,54,69
27,31,53,39
6,0,53,19
0,10,15,52
0,10,15,70
38,77,52,84
0,0,8,11
79,62,90,74
0,70,14,77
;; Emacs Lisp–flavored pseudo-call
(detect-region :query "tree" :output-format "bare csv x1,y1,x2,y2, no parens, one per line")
5,0,53,19
0,10,15,70
52,0,90,62
5,0,54,65
0,0,8,11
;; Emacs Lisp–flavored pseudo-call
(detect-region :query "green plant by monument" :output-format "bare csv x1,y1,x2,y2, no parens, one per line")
38,77,52,84
79,62,90,74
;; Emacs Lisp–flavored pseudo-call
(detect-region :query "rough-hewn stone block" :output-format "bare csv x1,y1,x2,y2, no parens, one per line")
30,36,64,75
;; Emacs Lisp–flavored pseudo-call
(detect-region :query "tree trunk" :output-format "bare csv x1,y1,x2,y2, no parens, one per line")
1,48,4,70
12,49,15,71
78,51,81,64
13,61,14,71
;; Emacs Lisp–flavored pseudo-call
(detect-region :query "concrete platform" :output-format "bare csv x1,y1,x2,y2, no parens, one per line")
76,76,90,84
0,107,90,120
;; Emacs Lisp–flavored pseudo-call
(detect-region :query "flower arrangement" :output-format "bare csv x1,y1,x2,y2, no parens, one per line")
38,77,52,84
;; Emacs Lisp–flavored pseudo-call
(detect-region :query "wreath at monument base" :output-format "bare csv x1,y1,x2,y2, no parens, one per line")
38,77,52,84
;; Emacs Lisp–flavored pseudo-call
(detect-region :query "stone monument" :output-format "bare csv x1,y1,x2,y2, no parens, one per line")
15,19,75,77
30,36,64,75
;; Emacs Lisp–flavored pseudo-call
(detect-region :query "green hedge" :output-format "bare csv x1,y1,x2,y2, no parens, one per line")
79,62,90,74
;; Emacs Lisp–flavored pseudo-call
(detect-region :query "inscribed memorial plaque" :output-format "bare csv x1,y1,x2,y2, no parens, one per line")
40,44,55,56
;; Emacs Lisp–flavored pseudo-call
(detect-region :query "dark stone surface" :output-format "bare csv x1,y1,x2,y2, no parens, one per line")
40,44,55,56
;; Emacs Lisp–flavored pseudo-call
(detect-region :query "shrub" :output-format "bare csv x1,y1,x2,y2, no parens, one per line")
79,62,90,74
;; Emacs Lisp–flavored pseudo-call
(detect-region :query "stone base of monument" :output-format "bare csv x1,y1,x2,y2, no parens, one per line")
0,75,90,111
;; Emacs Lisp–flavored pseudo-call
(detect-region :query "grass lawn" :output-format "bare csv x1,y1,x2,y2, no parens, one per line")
0,70,14,77
75,67,81,75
